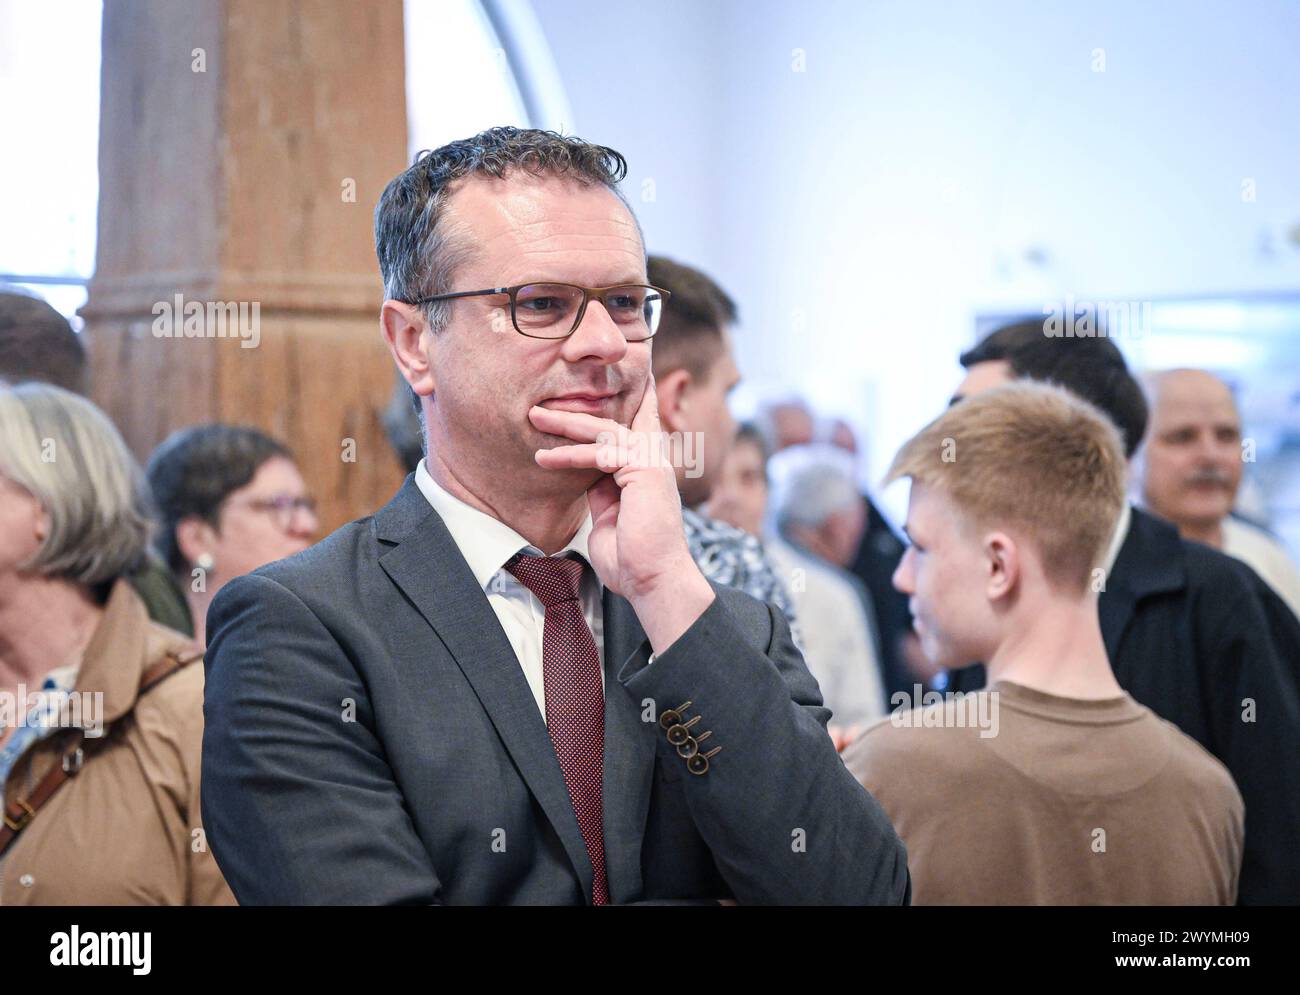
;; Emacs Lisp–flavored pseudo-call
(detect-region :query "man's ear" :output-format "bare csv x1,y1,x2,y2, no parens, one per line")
654,367,693,434
381,301,437,402
984,531,1019,602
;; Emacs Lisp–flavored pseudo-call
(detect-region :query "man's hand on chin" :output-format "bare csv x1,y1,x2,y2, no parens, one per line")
529,372,715,655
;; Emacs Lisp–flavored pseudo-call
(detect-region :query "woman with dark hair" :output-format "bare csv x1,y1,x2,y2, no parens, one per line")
147,425,318,647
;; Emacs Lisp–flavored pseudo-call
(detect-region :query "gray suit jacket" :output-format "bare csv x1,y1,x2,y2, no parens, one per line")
201,476,910,904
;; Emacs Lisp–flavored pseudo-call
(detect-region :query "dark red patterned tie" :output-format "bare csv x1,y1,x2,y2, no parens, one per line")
506,553,609,906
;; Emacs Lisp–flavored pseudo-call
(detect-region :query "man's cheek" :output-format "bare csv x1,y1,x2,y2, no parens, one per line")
621,393,643,427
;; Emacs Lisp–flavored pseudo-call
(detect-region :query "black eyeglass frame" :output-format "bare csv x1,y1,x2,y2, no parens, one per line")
405,283,672,340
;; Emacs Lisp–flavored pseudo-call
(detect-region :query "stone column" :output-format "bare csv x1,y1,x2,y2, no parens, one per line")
82,0,409,533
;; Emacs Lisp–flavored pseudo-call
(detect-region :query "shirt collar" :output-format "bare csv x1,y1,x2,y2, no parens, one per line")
1102,502,1133,575
414,459,597,591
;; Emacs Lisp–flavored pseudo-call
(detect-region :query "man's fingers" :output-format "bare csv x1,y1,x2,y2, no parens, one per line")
535,443,624,473
536,432,678,474
528,404,622,444
630,371,661,434
587,474,621,522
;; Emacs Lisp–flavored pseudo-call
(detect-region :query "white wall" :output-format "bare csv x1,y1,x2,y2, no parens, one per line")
531,0,1300,503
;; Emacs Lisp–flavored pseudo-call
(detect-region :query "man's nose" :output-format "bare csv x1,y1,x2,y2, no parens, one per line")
1210,434,1240,463
1191,430,1226,464
561,299,630,364
892,551,913,594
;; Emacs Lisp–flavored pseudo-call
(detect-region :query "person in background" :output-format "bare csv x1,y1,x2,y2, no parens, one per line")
845,382,1242,904
0,290,89,395
382,370,426,474
708,427,883,743
703,422,769,538
1136,368,1300,619
757,400,932,694
0,291,191,635
766,444,887,741
828,418,935,697
0,382,233,904
946,318,1300,905
646,255,800,645
146,425,318,648
756,397,816,452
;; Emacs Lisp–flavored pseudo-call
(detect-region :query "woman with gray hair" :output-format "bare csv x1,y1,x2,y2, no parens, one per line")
764,444,888,743
0,382,233,904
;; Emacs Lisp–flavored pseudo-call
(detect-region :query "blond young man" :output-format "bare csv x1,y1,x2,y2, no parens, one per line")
843,382,1243,905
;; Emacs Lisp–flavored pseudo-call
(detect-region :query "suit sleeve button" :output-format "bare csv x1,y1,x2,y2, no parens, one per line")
687,746,721,776
659,700,693,730
666,715,701,745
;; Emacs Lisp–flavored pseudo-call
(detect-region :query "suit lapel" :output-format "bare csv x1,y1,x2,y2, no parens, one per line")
599,587,657,902
374,479,596,901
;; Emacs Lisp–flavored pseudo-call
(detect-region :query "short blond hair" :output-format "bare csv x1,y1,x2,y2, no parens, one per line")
0,382,152,587
886,381,1126,592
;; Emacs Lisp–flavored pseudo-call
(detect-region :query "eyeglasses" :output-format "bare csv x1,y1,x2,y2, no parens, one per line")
406,283,671,341
225,494,318,531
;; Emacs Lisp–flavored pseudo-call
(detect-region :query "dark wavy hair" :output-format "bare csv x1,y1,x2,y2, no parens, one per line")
146,424,294,574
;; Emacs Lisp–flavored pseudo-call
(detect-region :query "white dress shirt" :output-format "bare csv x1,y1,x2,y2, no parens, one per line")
415,459,604,720
1102,502,1133,576
1222,516,1300,620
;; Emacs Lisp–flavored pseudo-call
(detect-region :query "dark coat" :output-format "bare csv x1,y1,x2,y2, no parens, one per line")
849,496,915,700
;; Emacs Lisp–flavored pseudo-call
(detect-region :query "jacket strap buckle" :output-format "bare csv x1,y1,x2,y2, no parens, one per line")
3,798,37,832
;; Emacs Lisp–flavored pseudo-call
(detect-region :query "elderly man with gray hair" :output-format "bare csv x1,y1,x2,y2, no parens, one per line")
766,444,887,744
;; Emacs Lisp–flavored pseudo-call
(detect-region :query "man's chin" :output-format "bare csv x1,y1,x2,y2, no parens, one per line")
920,634,964,674
1176,500,1232,528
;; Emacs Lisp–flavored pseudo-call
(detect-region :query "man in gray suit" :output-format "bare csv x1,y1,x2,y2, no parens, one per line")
200,127,909,905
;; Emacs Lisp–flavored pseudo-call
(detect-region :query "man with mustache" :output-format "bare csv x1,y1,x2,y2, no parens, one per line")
199,128,909,905
1136,368,1300,619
